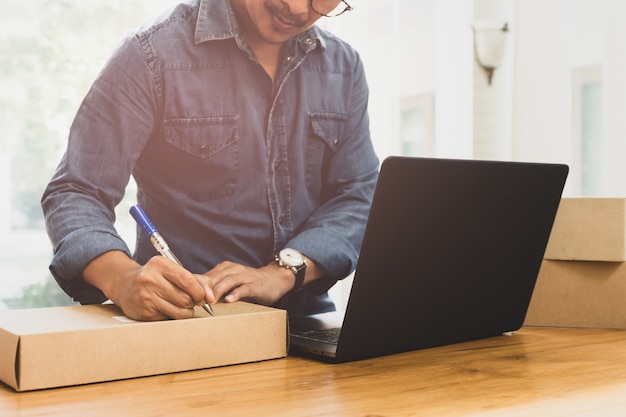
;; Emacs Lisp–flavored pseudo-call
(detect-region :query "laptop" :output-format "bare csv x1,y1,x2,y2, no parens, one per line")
290,156,569,362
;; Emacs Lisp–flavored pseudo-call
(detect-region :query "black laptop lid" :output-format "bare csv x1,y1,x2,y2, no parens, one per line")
335,156,568,362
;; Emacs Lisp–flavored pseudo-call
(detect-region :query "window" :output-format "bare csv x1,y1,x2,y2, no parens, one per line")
0,1,172,309
572,66,603,196
400,93,436,157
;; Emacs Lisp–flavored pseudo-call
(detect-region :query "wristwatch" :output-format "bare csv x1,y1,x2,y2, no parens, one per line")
274,248,307,290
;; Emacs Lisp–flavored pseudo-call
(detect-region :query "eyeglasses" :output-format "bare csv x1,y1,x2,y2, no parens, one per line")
310,0,354,18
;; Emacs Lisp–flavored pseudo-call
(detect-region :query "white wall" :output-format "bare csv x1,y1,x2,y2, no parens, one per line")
602,1,626,196
328,0,626,197
512,0,626,196
434,0,474,158
327,0,474,161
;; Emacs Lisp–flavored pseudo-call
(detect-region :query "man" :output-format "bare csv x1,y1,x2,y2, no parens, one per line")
42,0,379,321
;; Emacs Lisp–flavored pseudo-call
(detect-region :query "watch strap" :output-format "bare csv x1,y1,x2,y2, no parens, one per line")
291,262,306,290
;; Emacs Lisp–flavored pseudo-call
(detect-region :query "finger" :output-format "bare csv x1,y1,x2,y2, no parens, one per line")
195,274,217,305
224,286,250,303
121,286,193,321
153,298,197,320
211,271,252,302
205,261,239,286
115,257,199,321
205,262,246,301
132,288,195,320
150,256,208,307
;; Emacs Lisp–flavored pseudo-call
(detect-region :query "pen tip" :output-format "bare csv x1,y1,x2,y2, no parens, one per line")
202,303,215,316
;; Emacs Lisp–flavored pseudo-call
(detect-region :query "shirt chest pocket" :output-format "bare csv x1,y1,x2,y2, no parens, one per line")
306,112,346,193
164,116,239,202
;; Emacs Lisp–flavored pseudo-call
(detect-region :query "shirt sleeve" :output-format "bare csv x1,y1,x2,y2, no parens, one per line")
41,34,157,304
286,54,380,293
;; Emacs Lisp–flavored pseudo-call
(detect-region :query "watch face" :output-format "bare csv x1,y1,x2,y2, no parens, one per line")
279,248,304,267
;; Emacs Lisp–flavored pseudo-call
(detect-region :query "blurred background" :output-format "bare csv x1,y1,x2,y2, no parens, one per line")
1,0,624,309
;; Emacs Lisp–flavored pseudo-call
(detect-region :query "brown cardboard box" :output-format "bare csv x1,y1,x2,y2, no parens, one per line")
544,198,626,261
525,260,626,329
0,302,287,392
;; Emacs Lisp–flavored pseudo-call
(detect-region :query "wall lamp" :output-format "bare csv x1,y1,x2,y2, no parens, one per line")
471,22,510,85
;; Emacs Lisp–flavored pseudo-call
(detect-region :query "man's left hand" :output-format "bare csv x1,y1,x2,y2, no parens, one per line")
203,261,296,306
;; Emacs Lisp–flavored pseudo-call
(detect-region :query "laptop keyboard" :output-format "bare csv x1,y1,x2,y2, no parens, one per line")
292,327,341,344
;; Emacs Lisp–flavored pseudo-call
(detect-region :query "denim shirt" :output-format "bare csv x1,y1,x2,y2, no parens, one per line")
42,0,379,316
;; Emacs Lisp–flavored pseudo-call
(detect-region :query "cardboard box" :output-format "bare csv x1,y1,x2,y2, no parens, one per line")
525,260,626,329
544,198,626,262
0,302,287,392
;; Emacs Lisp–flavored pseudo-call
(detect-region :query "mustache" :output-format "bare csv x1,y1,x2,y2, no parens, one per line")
265,1,308,27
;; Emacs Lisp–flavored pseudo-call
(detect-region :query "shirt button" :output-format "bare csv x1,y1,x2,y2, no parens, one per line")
286,56,294,62
278,217,285,225
274,161,280,171
305,38,313,45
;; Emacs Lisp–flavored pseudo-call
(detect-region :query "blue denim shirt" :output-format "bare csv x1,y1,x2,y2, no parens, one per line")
42,0,379,316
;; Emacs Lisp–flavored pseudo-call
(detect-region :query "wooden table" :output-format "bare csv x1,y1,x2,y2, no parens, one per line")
2,327,626,416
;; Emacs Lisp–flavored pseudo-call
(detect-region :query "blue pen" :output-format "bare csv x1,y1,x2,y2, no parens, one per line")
129,204,215,316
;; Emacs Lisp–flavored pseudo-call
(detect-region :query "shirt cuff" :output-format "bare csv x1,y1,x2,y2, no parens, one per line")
287,227,358,293
49,227,131,304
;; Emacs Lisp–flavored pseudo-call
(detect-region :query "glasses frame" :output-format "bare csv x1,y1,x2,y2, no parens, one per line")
310,0,354,18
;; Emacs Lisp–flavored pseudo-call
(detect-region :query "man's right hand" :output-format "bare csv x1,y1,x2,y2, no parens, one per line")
83,251,215,321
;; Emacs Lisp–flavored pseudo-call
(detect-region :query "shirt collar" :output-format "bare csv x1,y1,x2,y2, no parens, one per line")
194,0,325,51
